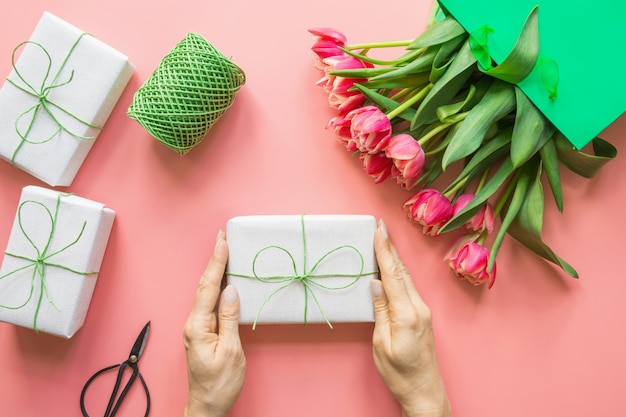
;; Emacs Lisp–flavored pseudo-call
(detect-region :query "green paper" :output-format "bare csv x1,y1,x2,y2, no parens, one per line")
439,0,626,149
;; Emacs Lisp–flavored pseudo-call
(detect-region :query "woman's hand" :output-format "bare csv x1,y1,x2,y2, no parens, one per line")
183,231,246,417
371,220,451,417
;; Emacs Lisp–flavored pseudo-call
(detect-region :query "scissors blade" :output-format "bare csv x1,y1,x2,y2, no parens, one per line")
129,321,151,361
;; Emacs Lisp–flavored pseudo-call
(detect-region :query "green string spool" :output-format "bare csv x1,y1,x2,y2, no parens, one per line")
128,33,245,155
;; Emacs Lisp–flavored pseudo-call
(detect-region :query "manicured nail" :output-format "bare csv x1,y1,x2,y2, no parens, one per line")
379,218,389,240
223,285,239,304
215,229,224,243
370,279,383,297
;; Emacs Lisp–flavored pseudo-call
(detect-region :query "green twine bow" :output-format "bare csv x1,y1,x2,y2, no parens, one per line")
227,215,378,330
468,6,559,100
6,33,102,163
0,194,96,333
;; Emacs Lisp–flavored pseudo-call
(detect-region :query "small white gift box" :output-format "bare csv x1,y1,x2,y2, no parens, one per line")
226,215,378,328
0,12,134,186
0,186,115,338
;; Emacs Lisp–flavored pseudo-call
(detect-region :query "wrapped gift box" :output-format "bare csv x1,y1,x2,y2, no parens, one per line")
0,186,115,338
226,215,378,328
0,12,134,186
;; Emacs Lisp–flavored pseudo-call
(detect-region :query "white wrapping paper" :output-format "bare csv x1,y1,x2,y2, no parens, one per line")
0,12,134,186
226,215,378,327
0,186,115,338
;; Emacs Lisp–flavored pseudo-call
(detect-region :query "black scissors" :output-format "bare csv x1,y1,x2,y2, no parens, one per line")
80,321,151,417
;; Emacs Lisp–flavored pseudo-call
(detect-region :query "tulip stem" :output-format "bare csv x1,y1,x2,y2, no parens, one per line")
444,176,468,198
476,168,490,194
347,40,413,50
493,172,519,217
417,112,467,146
476,231,488,245
389,88,413,102
386,84,433,120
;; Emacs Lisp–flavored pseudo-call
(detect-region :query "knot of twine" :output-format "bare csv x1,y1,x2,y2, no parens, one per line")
227,215,378,329
127,32,246,155
6,34,102,163
0,195,96,333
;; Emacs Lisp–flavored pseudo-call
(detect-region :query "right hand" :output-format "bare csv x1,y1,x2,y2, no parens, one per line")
370,219,451,417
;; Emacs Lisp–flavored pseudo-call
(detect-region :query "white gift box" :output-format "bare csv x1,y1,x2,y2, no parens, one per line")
226,215,378,328
0,186,115,338
0,12,134,186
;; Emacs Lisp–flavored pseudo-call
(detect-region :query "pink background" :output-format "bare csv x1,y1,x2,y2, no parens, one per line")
1,1,625,416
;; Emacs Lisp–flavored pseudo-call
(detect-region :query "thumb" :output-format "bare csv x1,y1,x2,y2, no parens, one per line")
218,285,241,340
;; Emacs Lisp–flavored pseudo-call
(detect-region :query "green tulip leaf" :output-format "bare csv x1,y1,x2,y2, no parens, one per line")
341,45,424,66
516,164,544,235
430,35,467,83
411,39,477,129
362,73,430,90
510,87,555,168
508,223,578,278
436,84,475,122
472,6,540,84
555,133,617,178
441,80,516,169
417,152,445,188
440,157,515,233
538,137,563,212
442,128,511,194
507,167,578,277
369,47,439,81
460,76,493,110
488,162,536,271
408,15,467,49
351,84,416,121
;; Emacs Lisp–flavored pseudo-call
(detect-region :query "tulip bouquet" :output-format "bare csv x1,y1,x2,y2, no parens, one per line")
309,3,616,287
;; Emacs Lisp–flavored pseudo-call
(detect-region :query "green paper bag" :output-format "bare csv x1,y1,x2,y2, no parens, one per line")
439,0,626,149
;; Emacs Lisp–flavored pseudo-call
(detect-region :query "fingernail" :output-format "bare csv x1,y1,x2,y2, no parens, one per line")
378,219,389,240
223,285,239,304
215,229,224,244
370,279,383,297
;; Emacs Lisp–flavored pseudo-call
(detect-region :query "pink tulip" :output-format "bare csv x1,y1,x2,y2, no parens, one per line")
385,134,425,189
327,113,358,152
403,189,453,236
444,235,496,288
336,93,366,113
316,55,370,110
361,153,393,184
309,28,347,63
347,106,392,154
452,194,495,234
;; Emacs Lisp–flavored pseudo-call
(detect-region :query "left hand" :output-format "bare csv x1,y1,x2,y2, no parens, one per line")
183,231,246,417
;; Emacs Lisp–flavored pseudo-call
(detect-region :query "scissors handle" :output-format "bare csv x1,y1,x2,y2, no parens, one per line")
80,361,150,417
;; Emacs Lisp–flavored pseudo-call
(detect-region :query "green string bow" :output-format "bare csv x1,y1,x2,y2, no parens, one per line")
6,33,102,163
0,194,96,333
227,215,378,330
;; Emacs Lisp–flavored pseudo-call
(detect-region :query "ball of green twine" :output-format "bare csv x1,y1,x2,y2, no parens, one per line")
128,33,245,155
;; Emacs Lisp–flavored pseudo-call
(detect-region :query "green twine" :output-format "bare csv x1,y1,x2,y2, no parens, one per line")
127,32,246,155
227,215,378,330
0,194,96,333
6,33,102,164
